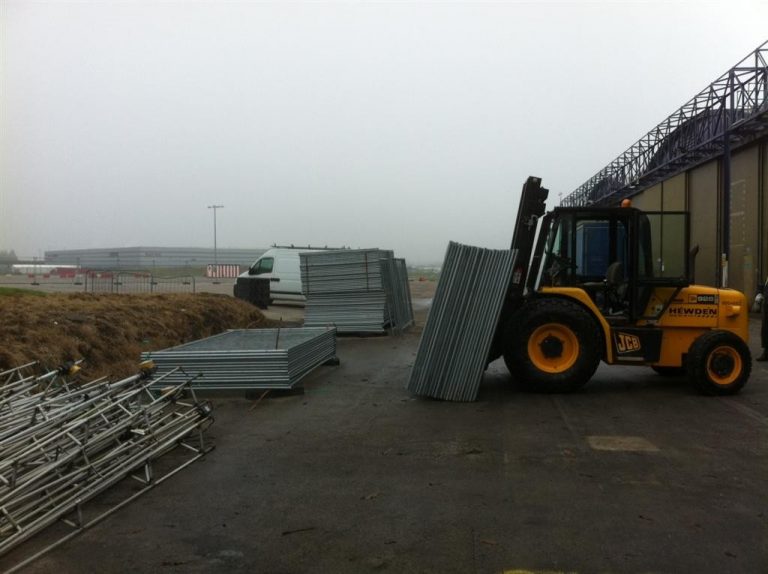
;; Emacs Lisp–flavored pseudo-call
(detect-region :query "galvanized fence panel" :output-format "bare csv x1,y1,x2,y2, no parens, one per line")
301,249,413,334
87,272,196,294
142,328,337,391
407,241,516,402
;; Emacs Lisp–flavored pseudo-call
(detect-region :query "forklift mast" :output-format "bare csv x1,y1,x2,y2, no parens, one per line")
488,176,549,363
506,176,549,299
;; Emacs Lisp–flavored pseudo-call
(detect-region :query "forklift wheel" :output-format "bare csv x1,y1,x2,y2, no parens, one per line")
504,298,602,393
687,330,751,395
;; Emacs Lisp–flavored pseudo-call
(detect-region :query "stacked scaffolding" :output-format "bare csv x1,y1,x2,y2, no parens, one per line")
407,242,515,401
0,362,213,569
143,328,337,391
301,249,414,334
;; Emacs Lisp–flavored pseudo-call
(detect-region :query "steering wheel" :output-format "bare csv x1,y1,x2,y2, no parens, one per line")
550,253,578,270
547,253,578,282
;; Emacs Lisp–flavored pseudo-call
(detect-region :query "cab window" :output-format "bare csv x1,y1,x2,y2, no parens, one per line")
541,212,629,287
542,216,572,284
249,257,274,275
574,219,628,282
637,213,688,281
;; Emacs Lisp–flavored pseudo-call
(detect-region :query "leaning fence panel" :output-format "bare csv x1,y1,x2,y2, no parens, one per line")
406,242,515,402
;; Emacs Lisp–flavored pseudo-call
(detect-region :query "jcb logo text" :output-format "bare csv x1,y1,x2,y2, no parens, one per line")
616,333,641,353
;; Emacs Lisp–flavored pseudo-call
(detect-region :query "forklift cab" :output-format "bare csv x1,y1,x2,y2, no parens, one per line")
531,206,690,323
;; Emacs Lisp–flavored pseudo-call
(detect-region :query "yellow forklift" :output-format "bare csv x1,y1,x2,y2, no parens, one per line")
489,177,751,395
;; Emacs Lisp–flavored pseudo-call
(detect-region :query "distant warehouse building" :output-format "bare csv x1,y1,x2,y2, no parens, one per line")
44,247,266,270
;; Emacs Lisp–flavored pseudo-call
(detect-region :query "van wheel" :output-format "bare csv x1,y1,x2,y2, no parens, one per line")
503,298,602,392
687,331,751,395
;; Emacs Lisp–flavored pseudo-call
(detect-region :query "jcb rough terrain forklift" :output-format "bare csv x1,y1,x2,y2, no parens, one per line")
489,176,751,395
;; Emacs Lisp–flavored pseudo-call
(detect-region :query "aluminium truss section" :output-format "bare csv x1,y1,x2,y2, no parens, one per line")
0,367,213,570
0,362,38,387
563,40,768,207
407,242,515,402
143,328,338,391
0,362,91,444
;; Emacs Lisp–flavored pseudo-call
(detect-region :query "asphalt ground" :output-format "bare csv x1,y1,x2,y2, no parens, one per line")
2,306,766,574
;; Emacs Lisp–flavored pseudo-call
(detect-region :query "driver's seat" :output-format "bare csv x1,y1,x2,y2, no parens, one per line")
605,261,628,313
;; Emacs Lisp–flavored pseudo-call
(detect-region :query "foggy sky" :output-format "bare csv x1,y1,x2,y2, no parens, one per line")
2,1,767,265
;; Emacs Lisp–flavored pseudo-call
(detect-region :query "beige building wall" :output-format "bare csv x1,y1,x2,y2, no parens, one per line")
762,143,768,290
662,173,686,211
687,161,719,288
660,173,687,280
728,146,760,303
631,183,661,210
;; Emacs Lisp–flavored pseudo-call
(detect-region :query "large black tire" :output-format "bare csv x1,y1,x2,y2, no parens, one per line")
687,330,751,395
503,298,603,393
651,366,687,377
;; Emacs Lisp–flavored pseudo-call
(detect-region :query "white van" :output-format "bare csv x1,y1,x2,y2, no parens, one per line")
238,247,325,303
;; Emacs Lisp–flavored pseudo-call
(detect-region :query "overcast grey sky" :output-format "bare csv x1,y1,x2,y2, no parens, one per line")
1,1,766,264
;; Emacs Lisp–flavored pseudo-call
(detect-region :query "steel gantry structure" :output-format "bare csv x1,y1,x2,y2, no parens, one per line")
562,40,768,208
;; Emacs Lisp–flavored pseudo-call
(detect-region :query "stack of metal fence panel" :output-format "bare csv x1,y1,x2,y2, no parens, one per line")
301,249,413,333
143,328,337,390
380,257,414,333
0,363,212,567
406,241,515,401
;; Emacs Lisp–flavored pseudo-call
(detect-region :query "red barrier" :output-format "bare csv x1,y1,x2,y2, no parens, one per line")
206,264,240,278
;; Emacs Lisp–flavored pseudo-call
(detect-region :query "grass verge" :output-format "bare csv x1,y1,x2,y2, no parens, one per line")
0,287,47,297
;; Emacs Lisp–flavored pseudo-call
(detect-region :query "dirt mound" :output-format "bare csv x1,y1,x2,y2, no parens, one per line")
0,292,275,378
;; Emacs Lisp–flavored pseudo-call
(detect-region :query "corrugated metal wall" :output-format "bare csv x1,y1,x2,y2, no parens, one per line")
729,147,760,303
663,173,686,211
763,143,768,293
631,184,661,211
688,161,719,288
626,136,766,302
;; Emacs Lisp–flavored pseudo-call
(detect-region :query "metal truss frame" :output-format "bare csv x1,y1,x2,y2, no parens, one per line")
563,40,768,207
0,364,214,572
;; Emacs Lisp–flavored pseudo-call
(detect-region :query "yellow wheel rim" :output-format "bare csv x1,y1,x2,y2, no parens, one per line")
528,323,580,373
706,345,742,386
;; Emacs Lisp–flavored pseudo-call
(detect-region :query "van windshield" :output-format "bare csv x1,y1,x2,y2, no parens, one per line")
250,257,274,275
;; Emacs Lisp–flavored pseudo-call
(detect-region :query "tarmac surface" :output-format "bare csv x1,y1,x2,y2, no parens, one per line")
2,299,767,574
